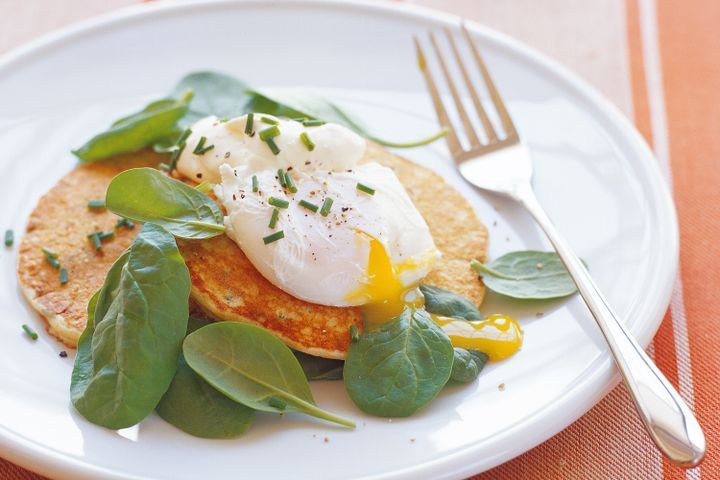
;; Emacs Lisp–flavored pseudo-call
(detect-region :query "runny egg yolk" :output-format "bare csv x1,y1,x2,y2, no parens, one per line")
346,236,423,324
347,234,523,362
433,314,523,361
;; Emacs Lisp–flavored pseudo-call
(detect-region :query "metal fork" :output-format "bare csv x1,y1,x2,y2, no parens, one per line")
415,24,705,467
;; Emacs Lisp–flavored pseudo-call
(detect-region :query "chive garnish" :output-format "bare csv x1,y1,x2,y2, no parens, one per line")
356,182,376,195
299,199,319,213
4,229,13,247
268,208,280,229
192,136,215,155
59,268,68,285
259,125,280,141
265,137,280,155
89,233,102,251
245,113,254,134
320,197,334,217
168,140,186,172
285,172,297,193
99,231,115,241
291,117,308,122
159,163,171,172
178,128,193,144
350,324,359,343
252,175,259,192
302,119,325,127
42,247,60,268
87,199,106,209
268,396,287,410
300,132,315,151
261,116,279,125
22,324,38,341
276,169,287,188
263,230,285,245
115,217,135,229
268,197,289,209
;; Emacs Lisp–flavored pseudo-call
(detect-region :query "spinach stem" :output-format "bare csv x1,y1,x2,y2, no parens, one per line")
470,259,520,281
369,128,447,149
288,396,356,428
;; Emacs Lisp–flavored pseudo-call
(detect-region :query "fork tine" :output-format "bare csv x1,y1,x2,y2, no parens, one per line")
461,23,517,139
414,37,463,157
428,32,481,150
444,27,498,144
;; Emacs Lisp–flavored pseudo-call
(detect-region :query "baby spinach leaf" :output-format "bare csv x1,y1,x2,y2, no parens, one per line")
183,322,355,428
72,93,192,163
71,223,190,429
105,167,225,239
293,351,344,381
171,71,251,125
450,349,489,383
471,251,578,300
343,308,454,417
156,354,254,439
419,284,482,321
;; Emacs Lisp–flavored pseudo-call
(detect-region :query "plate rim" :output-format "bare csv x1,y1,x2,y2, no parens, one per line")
0,1,678,479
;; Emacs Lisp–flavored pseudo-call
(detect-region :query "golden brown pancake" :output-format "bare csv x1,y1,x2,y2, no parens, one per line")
17,151,160,347
17,143,488,358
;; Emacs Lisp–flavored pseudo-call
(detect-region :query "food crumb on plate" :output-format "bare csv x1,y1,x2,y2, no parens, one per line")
498,383,506,391
323,437,329,443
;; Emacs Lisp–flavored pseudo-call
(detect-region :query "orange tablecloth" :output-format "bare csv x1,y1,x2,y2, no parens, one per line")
1,1,717,478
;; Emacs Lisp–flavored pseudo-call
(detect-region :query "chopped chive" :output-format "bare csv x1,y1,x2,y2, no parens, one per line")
290,117,308,123
89,233,102,251
159,162,171,172
99,231,115,241
168,140,186,172
356,182,376,195
261,116,279,125
285,172,297,193
192,136,214,155
264,137,280,155
195,181,213,193
302,119,325,127
259,125,280,141
276,169,287,188
87,199,105,209
268,197,289,209
59,268,68,285
41,247,58,259
350,324,359,343
263,230,285,245
4,229,13,247
320,197,334,217
268,208,280,229
245,113,254,134
268,396,287,410
115,217,135,229
178,128,192,144
46,257,60,269
252,175,259,192
298,199,319,213
300,131,315,151
22,324,38,340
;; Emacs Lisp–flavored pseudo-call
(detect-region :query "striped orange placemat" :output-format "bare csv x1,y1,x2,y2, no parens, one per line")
0,0,717,478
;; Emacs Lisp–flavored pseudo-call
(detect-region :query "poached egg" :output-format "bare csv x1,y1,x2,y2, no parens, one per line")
177,114,440,320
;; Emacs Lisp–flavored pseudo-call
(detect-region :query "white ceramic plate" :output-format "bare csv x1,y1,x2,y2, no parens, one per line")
0,1,677,479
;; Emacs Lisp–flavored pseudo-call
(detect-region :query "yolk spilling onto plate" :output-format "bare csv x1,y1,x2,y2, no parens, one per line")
433,314,523,361
347,234,523,361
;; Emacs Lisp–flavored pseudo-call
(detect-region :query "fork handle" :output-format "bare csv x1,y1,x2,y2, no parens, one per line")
515,183,705,467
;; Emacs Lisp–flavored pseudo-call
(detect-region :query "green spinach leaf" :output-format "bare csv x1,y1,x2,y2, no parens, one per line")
156,354,254,439
293,351,344,381
105,167,225,239
450,349,489,383
343,308,454,417
420,284,482,320
171,71,251,125
471,251,577,300
72,93,192,163
183,322,355,428
71,223,190,429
